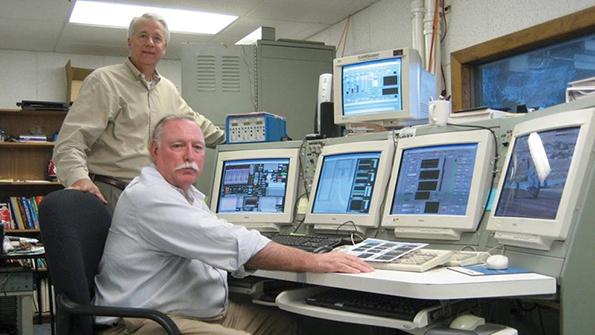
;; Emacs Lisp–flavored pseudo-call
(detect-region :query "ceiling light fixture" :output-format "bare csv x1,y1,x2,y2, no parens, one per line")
70,0,238,35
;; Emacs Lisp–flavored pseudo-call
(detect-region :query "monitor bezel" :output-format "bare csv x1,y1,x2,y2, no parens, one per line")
333,48,429,125
305,139,395,229
381,130,495,236
210,148,300,225
487,108,595,243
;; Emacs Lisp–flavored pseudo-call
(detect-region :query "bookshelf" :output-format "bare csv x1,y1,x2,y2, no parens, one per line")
0,108,65,205
1,108,64,332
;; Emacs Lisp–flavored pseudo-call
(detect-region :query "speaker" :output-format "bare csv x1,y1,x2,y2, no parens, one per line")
319,102,342,138
317,73,333,132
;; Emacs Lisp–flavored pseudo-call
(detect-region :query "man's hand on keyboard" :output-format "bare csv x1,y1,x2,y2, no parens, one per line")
313,252,374,273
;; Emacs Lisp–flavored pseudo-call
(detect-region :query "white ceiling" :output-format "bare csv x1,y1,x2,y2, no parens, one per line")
0,0,379,59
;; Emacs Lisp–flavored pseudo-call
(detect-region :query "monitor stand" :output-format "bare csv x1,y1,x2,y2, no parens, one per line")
394,227,461,241
241,223,280,234
313,223,367,236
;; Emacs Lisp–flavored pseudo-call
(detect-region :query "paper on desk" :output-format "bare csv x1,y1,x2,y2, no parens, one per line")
343,238,427,262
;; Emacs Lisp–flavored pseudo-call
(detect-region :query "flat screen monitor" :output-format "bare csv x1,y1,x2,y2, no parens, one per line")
487,108,595,250
305,140,395,233
381,130,495,240
210,148,300,232
333,48,435,127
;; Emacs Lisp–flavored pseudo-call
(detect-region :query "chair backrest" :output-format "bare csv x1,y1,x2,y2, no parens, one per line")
39,189,112,334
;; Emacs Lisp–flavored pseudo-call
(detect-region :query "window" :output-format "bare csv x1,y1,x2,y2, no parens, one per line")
451,7,595,112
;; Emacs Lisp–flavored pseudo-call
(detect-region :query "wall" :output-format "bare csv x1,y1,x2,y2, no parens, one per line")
0,49,181,109
307,0,594,94
1,1,592,109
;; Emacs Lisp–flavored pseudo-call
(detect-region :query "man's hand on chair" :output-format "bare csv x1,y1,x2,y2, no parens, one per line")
69,178,108,204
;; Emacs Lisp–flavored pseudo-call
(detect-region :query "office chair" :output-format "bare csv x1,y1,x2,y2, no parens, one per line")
39,189,181,335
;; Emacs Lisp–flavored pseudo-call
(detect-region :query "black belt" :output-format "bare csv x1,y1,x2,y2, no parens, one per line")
90,174,128,191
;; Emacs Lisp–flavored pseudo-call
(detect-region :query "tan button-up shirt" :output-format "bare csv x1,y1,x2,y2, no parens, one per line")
54,59,224,187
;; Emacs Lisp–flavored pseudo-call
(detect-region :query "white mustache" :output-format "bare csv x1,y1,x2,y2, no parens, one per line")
175,161,199,172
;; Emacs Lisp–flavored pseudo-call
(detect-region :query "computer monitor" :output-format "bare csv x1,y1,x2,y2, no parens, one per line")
487,108,595,250
210,148,300,232
333,48,436,128
381,130,495,240
305,140,395,233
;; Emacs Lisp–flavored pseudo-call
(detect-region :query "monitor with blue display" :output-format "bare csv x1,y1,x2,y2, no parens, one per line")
333,48,435,127
382,130,495,241
306,140,395,232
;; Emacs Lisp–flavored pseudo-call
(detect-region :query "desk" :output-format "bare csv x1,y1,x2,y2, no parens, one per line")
253,268,556,333
254,268,556,299
1,252,50,335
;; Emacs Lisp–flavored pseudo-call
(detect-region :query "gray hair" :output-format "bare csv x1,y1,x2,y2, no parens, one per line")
128,13,170,44
152,114,197,147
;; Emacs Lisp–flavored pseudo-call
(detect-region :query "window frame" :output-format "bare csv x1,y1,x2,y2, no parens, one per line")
450,6,595,111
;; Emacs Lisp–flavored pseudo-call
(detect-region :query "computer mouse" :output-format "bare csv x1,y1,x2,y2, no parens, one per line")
449,314,485,330
485,254,509,270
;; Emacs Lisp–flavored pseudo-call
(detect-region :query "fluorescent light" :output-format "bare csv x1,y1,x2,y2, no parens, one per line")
235,27,275,45
70,1,237,35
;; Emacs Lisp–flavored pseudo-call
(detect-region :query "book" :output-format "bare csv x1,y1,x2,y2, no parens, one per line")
9,197,25,230
18,197,33,229
0,203,13,230
18,134,47,142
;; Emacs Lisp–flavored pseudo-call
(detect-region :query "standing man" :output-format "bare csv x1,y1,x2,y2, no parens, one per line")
94,115,373,334
53,13,224,214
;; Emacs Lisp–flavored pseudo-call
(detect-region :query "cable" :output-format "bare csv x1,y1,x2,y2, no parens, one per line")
335,220,366,242
290,192,308,234
440,1,448,42
297,138,312,196
336,15,352,57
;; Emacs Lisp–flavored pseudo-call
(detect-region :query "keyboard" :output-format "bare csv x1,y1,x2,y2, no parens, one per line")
271,234,343,253
305,288,442,321
368,249,454,272
446,251,491,267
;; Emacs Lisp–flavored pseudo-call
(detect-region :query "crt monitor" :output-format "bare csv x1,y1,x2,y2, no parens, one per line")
305,140,395,233
333,48,436,127
381,130,495,240
487,108,595,250
210,148,300,232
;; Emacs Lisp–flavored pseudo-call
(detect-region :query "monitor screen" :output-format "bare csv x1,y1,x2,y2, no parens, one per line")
487,108,595,250
390,143,478,216
333,48,435,126
312,152,381,214
342,58,402,117
494,127,579,220
382,130,495,241
210,147,300,231
217,158,290,214
306,140,395,231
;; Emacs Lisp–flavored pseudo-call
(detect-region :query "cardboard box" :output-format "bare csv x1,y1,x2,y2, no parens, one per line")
65,60,93,103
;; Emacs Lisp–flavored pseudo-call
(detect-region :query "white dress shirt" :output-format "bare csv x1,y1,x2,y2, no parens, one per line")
94,165,270,321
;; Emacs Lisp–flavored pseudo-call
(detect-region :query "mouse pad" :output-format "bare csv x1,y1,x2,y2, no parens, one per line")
447,265,531,276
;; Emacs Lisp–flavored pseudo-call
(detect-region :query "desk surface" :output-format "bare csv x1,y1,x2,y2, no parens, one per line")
254,267,556,300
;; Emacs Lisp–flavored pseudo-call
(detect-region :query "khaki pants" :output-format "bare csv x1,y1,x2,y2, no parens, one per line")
100,302,297,335
95,181,123,216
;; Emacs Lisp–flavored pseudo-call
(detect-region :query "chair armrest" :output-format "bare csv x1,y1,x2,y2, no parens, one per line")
58,295,181,335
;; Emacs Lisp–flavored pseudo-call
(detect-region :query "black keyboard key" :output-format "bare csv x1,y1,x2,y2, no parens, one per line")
271,234,342,253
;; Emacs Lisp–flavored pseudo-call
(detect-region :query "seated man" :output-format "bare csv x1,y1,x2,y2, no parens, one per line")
94,115,373,335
